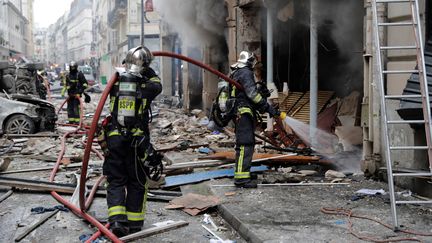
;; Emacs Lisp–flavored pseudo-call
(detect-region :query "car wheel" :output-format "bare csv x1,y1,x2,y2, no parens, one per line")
4,114,36,134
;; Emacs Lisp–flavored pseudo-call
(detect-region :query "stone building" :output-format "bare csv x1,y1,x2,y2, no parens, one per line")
155,0,432,195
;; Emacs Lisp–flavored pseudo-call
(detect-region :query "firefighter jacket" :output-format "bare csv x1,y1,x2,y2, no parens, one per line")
61,71,88,96
230,67,269,113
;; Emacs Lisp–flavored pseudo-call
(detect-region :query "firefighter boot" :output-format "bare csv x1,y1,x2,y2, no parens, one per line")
111,221,129,237
235,179,258,188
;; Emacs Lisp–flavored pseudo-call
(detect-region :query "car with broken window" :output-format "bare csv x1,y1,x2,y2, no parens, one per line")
0,61,57,134
0,93,57,134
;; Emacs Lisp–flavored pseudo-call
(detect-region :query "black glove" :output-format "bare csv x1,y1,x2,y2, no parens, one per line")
83,92,91,103
145,144,163,181
267,104,280,118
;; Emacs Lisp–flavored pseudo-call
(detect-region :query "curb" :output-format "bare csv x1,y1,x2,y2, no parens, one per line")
208,186,263,243
217,203,263,243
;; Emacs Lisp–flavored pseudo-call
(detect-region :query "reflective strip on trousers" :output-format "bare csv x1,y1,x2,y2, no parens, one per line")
127,181,148,221
235,146,250,179
108,205,126,217
235,171,250,179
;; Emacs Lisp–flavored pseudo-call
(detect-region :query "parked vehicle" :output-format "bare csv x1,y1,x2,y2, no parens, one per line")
0,59,47,99
0,93,57,134
78,65,96,86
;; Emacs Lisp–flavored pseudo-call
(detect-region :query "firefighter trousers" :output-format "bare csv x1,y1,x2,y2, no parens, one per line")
67,96,80,123
103,134,149,230
234,107,255,184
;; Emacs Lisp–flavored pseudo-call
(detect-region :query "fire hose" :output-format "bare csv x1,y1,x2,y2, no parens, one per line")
48,52,243,242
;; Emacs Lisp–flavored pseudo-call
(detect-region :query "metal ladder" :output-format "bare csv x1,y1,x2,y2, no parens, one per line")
371,0,432,230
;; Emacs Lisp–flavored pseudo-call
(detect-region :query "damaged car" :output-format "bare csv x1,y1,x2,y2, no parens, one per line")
0,93,57,134
0,61,56,134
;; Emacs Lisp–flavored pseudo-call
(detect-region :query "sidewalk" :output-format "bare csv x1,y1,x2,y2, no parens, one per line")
209,177,432,243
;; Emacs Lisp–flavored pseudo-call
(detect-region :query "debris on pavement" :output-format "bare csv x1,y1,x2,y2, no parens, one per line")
167,193,220,216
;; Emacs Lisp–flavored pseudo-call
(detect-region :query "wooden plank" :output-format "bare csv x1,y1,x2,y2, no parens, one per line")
14,209,59,242
0,160,103,175
4,133,59,138
0,189,13,203
0,167,55,175
201,152,321,164
119,221,189,242
0,157,12,172
0,177,80,194
165,160,228,170
0,177,175,201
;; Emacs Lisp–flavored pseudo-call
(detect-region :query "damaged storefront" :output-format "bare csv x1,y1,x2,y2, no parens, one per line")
158,0,432,196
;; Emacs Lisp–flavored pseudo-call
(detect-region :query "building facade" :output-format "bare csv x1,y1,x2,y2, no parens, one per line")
0,0,30,60
67,0,93,65
154,0,431,195
94,0,161,85
33,27,46,62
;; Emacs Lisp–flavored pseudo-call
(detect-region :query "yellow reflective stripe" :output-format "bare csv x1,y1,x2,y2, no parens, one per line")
253,93,263,104
127,211,145,221
108,130,121,137
61,87,66,96
131,128,144,136
127,181,148,221
108,206,126,217
70,79,79,83
140,153,148,162
109,99,115,112
83,83,88,87
231,86,236,97
68,118,80,122
149,77,161,83
66,86,70,89
237,145,245,173
143,99,147,109
235,172,251,179
238,107,252,115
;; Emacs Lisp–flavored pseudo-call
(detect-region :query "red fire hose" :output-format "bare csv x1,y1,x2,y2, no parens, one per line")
50,52,241,242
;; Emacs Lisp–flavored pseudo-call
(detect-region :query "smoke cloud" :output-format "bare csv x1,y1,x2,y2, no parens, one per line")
154,0,227,49
314,0,364,96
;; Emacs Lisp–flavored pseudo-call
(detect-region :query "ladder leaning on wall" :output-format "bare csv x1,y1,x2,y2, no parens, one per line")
371,0,432,230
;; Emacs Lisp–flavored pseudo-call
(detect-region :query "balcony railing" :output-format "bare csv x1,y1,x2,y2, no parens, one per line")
108,0,127,28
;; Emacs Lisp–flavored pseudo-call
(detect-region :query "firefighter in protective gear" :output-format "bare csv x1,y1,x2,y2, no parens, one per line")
62,61,88,124
229,51,280,188
103,45,162,237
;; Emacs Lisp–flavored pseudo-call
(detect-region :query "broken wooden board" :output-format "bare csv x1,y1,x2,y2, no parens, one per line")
14,209,59,242
0,157,12,172
0,176,174,201
201,152,323,164
279,91,335,123
119,220,189,242
163,166,269,188
0,189,13,203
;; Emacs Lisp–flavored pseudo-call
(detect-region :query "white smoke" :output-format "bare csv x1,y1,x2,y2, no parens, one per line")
154,0,227,49
314,0,363,60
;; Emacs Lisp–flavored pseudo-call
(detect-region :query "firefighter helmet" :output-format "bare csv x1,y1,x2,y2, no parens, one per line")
124,45,154,74
70,61,78,72
232,51,257,69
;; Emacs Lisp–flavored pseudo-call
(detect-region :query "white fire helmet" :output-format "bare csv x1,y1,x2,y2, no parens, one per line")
231,51,258,69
